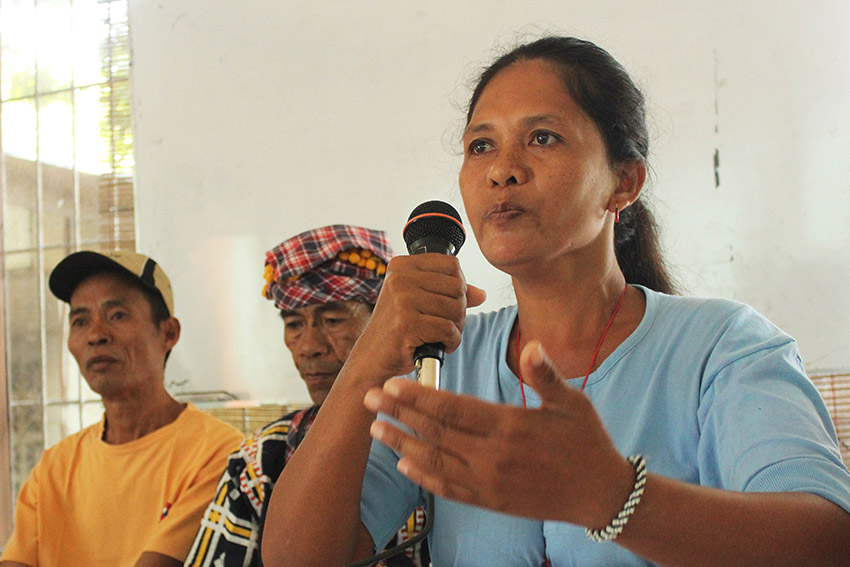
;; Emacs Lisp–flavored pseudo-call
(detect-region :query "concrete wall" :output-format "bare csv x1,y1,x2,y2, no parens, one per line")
129,0,850,404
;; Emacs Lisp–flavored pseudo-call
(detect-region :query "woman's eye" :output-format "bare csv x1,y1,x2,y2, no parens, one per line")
531,131,558,146
111,311,126,320
468,139,492,155
284,320,303,331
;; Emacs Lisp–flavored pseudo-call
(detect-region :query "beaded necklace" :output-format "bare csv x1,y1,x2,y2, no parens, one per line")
516,284,627,407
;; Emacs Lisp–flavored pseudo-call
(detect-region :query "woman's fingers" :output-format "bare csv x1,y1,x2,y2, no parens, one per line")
363,373,631,523
352,254,476,376
366,379,500,437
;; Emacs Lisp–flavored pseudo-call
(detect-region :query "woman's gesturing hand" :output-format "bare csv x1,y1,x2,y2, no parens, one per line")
363,340,635,529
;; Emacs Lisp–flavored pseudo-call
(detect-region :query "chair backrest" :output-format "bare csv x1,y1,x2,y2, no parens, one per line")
204,403,308,436
810,373,850,468
176,390,310,436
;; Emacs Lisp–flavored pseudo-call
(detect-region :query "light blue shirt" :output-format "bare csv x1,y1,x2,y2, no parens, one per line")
361,287,850,566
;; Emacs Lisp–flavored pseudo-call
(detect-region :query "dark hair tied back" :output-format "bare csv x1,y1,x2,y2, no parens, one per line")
467,36,677,294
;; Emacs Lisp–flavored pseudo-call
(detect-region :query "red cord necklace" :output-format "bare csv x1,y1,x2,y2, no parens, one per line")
516,284,627,408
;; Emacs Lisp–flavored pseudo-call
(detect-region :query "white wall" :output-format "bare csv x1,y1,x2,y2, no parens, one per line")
129,0,850,405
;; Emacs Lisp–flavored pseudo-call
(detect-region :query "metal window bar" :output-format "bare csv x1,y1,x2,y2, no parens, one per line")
0,60,10,543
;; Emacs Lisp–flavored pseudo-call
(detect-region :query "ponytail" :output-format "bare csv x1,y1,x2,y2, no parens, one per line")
615,199,678,295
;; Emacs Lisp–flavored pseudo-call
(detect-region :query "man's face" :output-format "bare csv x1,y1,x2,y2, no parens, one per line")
67,272,179,400
280,300,371,406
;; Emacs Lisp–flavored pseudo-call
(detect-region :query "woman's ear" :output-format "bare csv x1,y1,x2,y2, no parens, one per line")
609,161,646,213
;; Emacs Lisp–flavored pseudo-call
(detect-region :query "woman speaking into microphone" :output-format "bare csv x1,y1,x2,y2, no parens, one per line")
262,36,850,567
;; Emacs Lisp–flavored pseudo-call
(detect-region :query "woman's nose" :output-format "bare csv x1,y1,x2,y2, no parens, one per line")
487,146,529,188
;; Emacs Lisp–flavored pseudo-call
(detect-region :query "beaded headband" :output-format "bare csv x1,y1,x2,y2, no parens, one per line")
263,225,393,311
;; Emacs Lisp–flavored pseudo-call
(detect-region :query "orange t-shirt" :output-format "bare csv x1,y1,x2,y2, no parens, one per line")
1,403,242,566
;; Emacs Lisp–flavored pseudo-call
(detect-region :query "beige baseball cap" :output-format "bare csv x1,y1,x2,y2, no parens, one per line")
49,250,175,316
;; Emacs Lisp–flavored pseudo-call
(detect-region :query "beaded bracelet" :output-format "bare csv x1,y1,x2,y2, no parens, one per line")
585,455,647,542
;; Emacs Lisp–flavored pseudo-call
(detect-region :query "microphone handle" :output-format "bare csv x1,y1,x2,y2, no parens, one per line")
408,238,454,389
415,343,444,389
407,236,456,256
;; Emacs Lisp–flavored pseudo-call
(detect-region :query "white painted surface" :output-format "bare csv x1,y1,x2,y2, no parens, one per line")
129,1,850,404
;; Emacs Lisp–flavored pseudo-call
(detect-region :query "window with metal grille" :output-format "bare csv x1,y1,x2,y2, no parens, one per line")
0,0,134,539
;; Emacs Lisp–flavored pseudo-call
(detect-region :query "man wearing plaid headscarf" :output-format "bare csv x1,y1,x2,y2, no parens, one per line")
184,225,429,567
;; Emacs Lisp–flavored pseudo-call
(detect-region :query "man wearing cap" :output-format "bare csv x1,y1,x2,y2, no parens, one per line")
0,251,244,567
184,225,428,567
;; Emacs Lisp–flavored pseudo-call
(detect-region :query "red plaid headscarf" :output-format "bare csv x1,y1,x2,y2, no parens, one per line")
264,225,393,311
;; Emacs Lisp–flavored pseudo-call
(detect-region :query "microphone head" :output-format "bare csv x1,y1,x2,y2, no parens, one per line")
403,200,466,256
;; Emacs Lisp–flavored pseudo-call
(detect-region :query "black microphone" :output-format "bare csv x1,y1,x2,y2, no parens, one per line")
344,202,463,567
402,200,466,389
